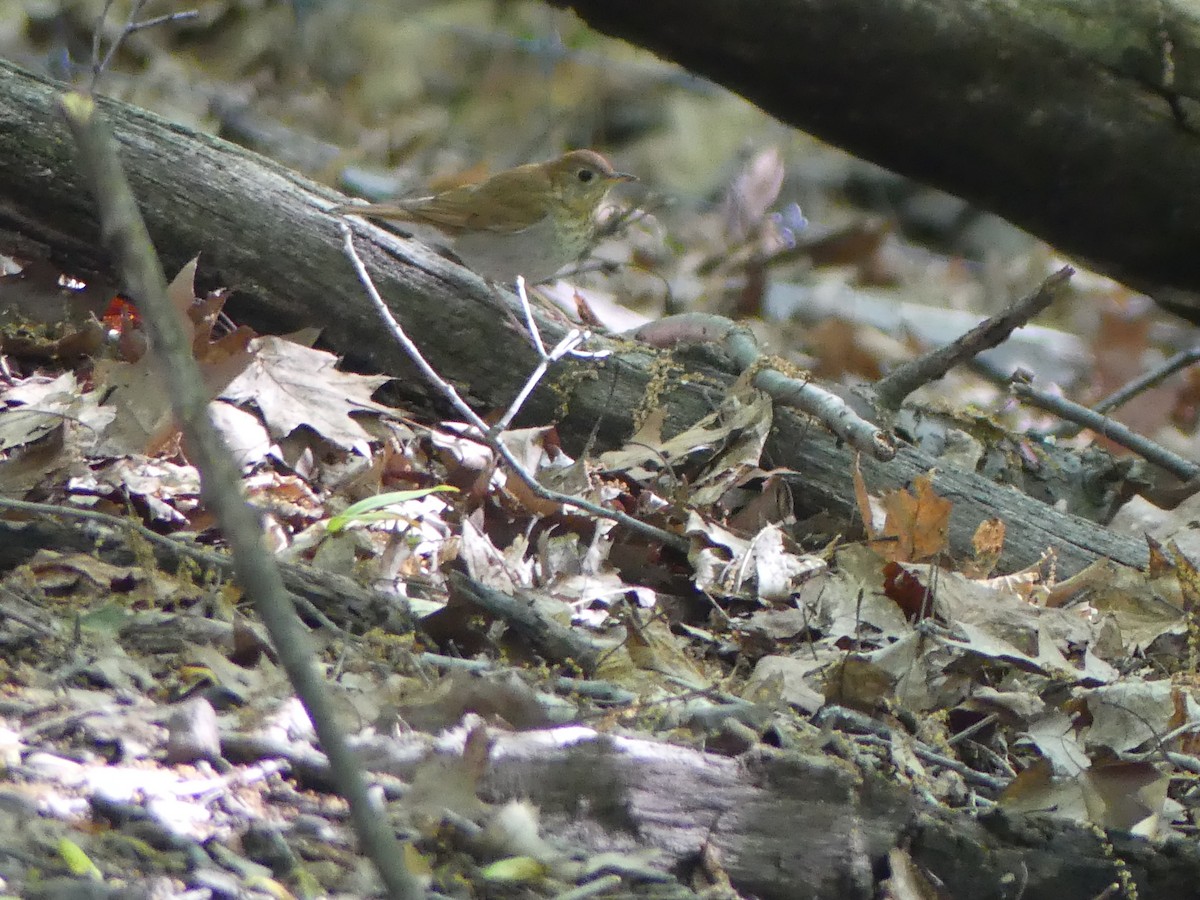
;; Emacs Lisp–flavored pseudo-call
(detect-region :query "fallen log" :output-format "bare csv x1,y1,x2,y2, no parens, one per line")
0,58,1149,575
224,724,1200,900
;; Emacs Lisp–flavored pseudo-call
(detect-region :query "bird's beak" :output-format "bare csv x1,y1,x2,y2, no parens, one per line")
611,171,638,183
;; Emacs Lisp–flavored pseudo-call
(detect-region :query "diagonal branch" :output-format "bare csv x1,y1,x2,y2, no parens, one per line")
548,0,1200,317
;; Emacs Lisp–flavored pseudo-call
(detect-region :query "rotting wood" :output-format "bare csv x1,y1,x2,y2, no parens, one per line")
0,58,1152,575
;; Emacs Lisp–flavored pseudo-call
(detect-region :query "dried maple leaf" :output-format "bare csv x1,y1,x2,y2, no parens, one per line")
92,260,254,455
868,473,952,564
220,336,394,454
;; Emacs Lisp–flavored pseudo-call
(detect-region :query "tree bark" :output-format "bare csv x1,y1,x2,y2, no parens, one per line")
548,0,1200,319
0,59,1150,576
223,725,1200,900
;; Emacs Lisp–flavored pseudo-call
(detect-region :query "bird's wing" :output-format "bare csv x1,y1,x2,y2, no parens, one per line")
410,165,550,234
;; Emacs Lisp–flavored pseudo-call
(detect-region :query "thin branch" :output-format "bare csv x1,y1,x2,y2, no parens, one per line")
494,326,589,431
1052,346,1200,439
631,312,896,460
90,0,119,81
514,273,550,359
874,266,1074,410
1011,376,1200,482
416,652,637,705
124,9,199,35
89,0,198,91
494,277,609,431
339,225,687,553
448,572,605,675
58,91,422,900
1096,347,1200,415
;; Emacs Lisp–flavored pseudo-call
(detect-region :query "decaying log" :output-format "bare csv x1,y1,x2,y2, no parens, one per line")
224,724,1200,900
0,59,1151,575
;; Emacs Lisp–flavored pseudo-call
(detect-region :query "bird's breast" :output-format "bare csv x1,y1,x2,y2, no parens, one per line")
450,214,577,284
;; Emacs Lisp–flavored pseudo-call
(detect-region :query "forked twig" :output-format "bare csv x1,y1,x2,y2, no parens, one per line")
873,266,1073,410
339,225,686,552
89,0,198,91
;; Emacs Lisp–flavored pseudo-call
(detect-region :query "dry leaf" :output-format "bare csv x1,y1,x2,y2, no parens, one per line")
963,517,1005,578
220,336,394,454
869,474,952,563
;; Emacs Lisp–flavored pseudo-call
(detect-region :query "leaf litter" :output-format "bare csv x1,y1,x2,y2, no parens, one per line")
6,3,1200,895
3,250,1200,896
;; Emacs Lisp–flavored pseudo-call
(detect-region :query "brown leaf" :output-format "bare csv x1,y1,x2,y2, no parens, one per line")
92,261,255,455
822,655,896,713
807,318,883,380
852,454,885,540
882,561,930,620
869,474,952,563
1147,534,1173,579
1080,759,1168,834
1169,541,1200,613
963,517,1005,578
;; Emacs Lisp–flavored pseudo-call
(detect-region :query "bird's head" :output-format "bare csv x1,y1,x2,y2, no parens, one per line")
547,149,637,217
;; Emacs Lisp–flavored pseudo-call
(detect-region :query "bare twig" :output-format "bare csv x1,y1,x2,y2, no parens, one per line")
339,225,687,552
494,276,609,431
58,91,422,900
631,312,896,460
1011,376,1200,482
89,0,198,91
121,9,199,35
816,706,1009,792
0,585,58,637
1052,346,1200,439
514,273,550,359
495,325,590,430
448,572,605,675
1095,347,1200,415
874,266,1074,410
416,652,636,705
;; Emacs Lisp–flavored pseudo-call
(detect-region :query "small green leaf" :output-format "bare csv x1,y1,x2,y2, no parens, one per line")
58,837,102,880
480,856,546,883
326,486,457,533
59,92,96,122
78,604,132,633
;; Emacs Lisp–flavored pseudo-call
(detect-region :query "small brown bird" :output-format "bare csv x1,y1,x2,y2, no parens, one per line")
332,149,636,284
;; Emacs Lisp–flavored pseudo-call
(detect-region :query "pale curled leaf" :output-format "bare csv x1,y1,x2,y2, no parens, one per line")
220,336,395,453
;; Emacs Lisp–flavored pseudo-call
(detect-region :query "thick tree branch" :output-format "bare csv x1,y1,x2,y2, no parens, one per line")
549,0,1200,319
0,59,1149,576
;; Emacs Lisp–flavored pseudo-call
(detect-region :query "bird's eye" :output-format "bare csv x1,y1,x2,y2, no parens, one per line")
576,168,595,183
